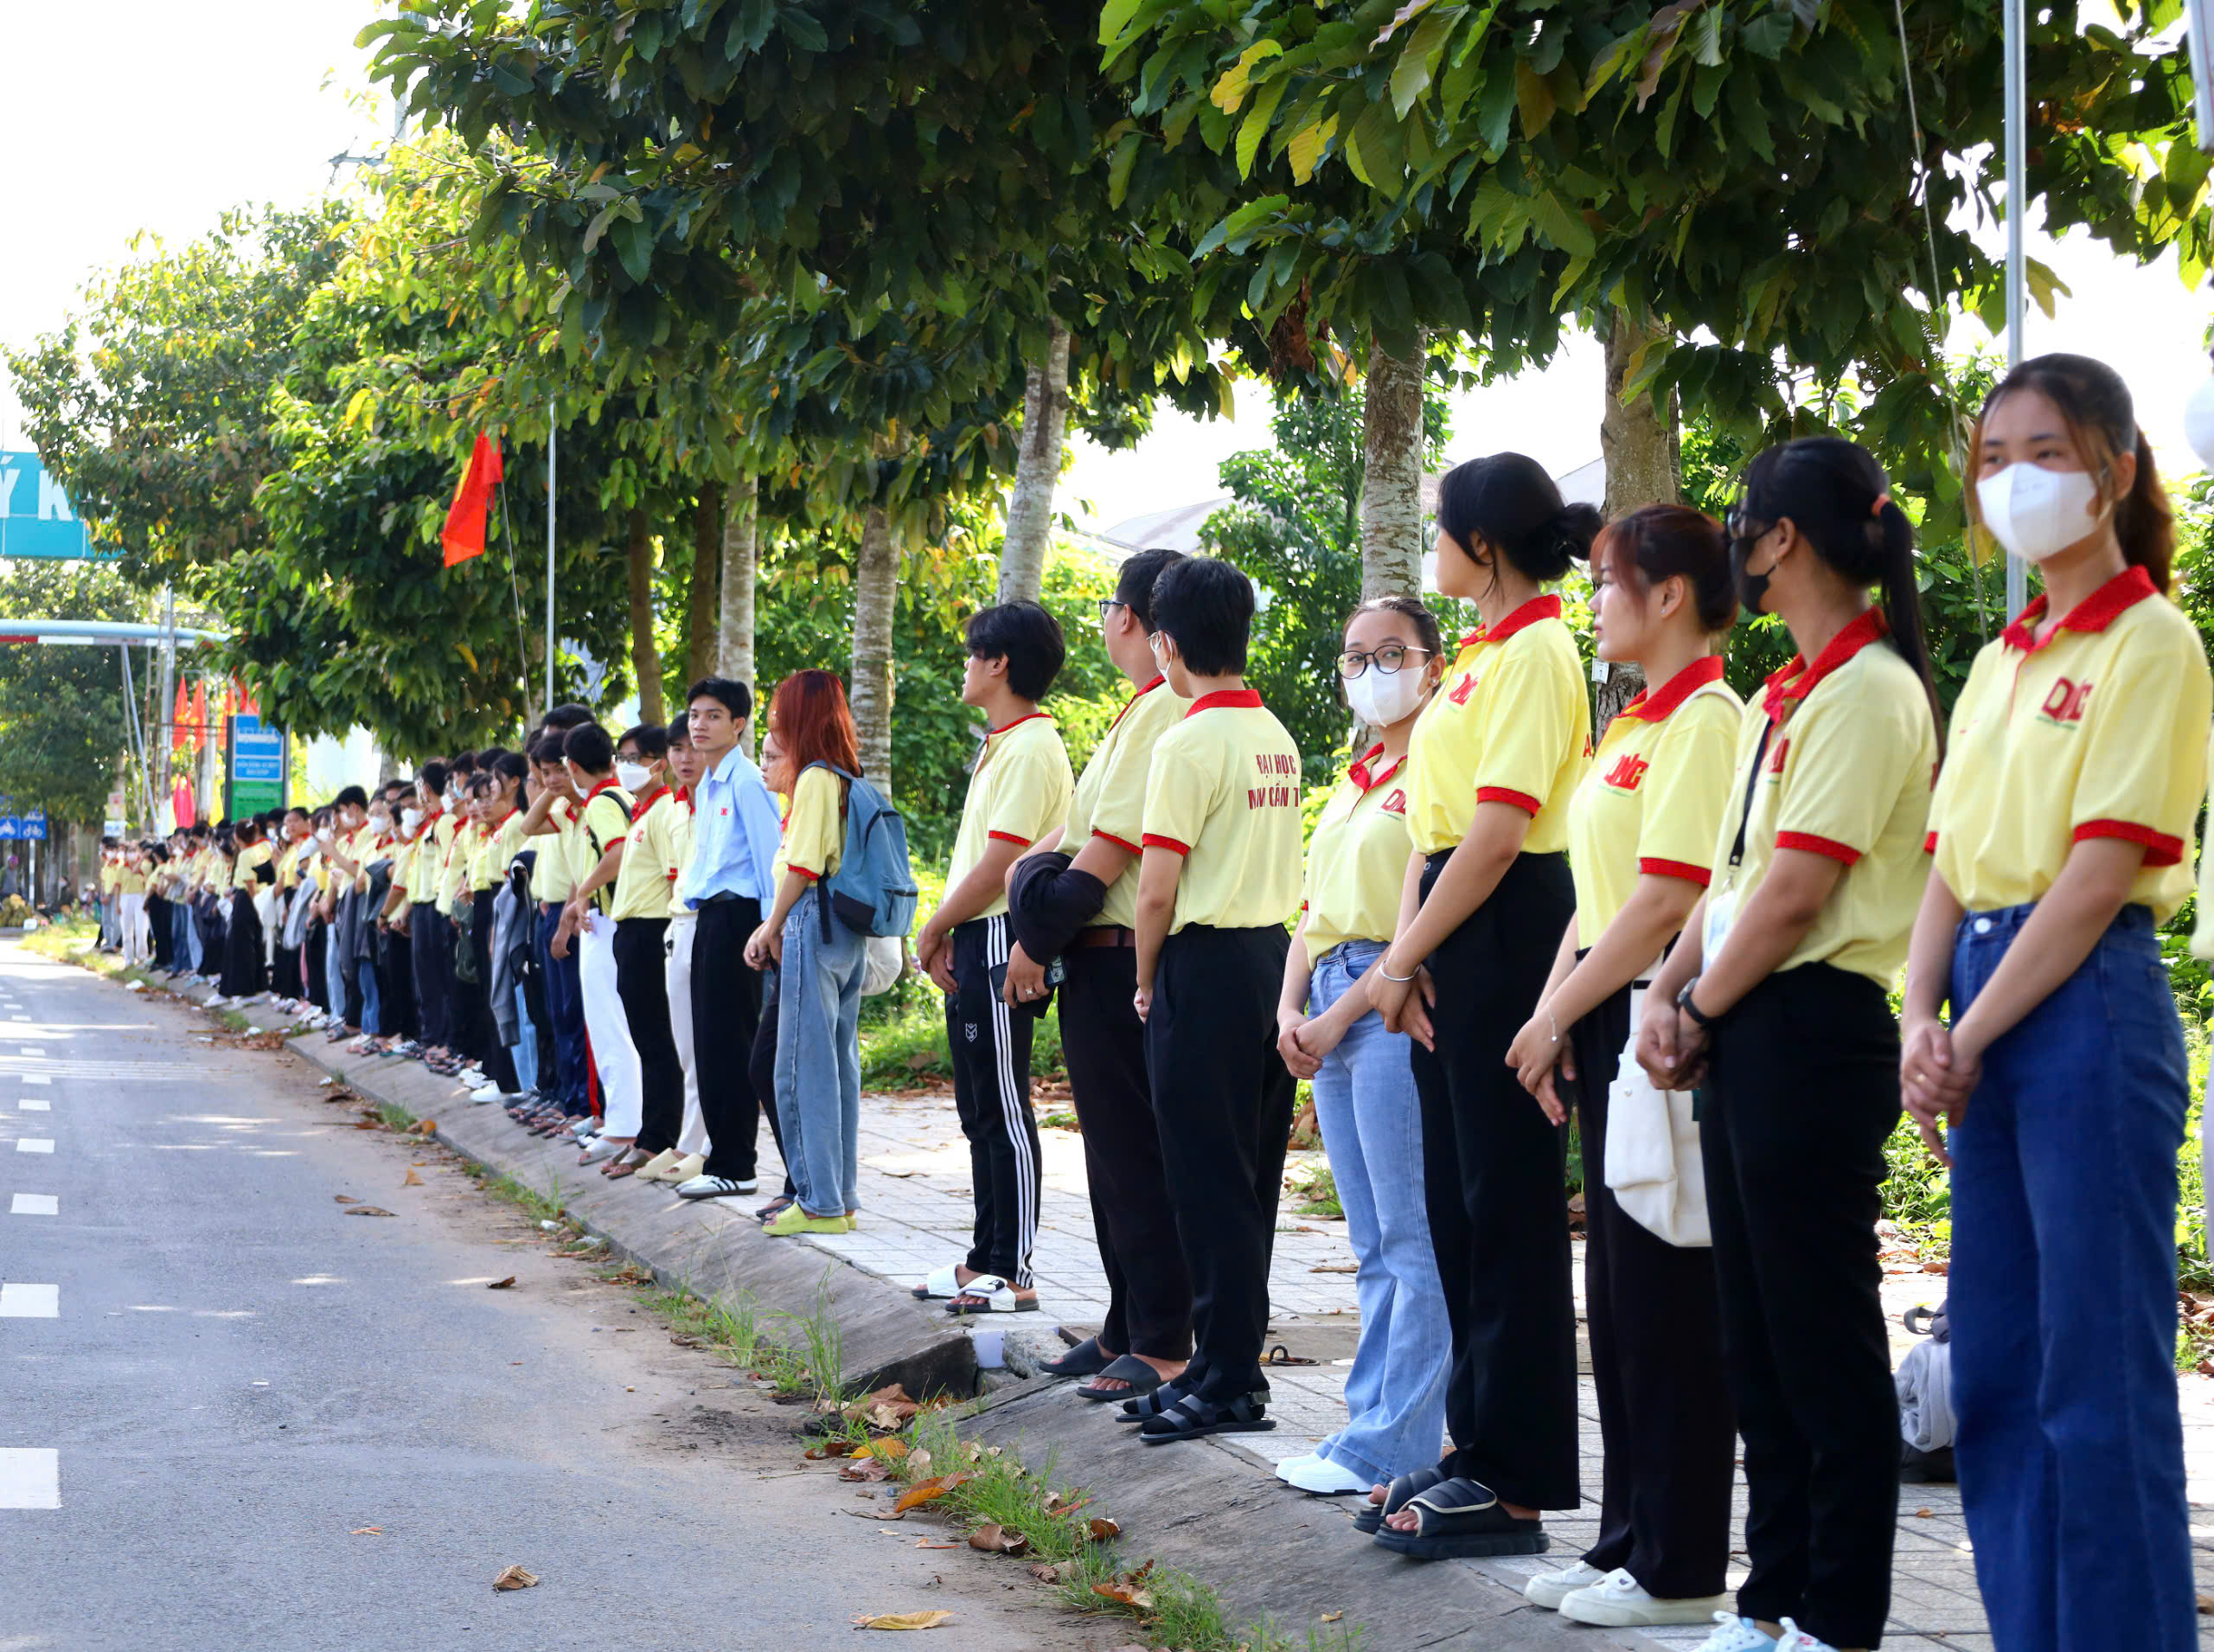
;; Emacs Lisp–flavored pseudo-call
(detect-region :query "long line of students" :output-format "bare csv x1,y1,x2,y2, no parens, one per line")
128,348,2198,1652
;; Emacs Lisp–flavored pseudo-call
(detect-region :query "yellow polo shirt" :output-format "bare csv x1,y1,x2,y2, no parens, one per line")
529,799,577,904
233,842,272,892
1064,676,1191,931
944,712,1074,923
1140,688,1302,934
1708,609,1936,988
1931,567,2209,924
115,866,147,896
406,813,448,903
438,821,478,914
575,783,635,913
1567,656,1743,947
1405,594,1590,856
611,791,681,922
1301,746,1413,964
784,769,843,882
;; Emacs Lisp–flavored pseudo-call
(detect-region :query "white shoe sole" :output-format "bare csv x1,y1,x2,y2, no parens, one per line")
1560,1591,1734,1628
1524,1567,1609,1611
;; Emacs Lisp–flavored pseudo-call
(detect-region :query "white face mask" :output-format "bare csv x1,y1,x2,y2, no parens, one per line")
400,807,422,835
615,760,650,792
1345,663,1430,728
1976,464,2105,565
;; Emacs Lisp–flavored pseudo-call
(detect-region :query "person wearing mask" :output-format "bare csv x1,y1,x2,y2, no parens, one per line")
1007,548,1195,1401
555,725,639,1162
98,841,119,953
744,671,868,1236
677,676,785,1202
1366,453,1596,1557
1272,597,1451,1497
1505,507,1743,1628
344,794,400,1054
641,717,711,1187
144,845,175,974
1638,437,1941,1652
217,819,273,1003
376,791,426,1056
1903,355,2209,1652
596,724,684,1178
115,846,150,969
912,603,1074,1316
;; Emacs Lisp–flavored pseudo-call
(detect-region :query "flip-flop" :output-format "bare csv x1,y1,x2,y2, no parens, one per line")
1354,1465,1445,1534
1039,1335,1112,1379
1371,1477,1549,1559
1077,1354,1164,1402
944,1276,1040,1316
910,1263,964,1302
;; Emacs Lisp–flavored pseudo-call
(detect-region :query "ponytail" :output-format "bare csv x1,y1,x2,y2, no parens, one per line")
1870,497,1945,758
1436,452,1601,584
2116,431,2174,592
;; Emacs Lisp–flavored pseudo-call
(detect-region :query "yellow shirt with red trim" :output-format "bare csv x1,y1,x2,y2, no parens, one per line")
784,769,843,883
1140,689,1302,934
1931,567,2209,924
1064,676,1192,932
575,783,636,914
1300,746,1413,964
944,712,1074,924
99,861,118,894
437,821,478,914
530,799,577,904
115,867,147,896
406,812,450,903
232,841,272,893
1708,609,1936,987
1567,656,1744,948
611,790,679,922
274,841,300,893
1405,594,1590,857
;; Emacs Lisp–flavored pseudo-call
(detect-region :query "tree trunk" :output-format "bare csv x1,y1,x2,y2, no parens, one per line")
1360,336,1425,599
848,504,898,790
996,323,1072,605
717,472,758,715
685,482,723,690
626,506,666,726
1596,309,1686,731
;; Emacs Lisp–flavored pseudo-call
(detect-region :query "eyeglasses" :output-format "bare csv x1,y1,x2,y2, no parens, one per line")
1724,501,1763,541
1338,644,1433,679
1096,598,1128,628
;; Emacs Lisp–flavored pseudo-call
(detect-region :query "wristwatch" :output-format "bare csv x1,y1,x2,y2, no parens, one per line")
1676,978,1719,1031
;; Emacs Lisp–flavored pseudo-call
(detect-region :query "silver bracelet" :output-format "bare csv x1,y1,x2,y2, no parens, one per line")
1376,961,1420,983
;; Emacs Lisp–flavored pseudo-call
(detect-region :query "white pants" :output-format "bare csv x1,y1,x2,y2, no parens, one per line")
255,887,278,970
577,911,643,1137
119,893,147,965
665,911,710,1157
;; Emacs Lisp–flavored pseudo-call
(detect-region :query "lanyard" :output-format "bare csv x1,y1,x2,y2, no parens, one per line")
1728,720,1777,872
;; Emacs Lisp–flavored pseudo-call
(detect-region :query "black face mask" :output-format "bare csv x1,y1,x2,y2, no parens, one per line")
1729,534,1774,615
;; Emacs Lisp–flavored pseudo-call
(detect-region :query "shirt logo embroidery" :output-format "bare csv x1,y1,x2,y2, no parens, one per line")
1448,673,1478,706
1603,753,1650,792
2039,676,2093,727
1767,737,1790,777
1380,789,1406,816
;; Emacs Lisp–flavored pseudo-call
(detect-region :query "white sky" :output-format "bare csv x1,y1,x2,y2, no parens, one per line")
2,0,2208,533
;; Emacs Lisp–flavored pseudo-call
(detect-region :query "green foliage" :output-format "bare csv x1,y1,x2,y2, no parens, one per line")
0,562,153,823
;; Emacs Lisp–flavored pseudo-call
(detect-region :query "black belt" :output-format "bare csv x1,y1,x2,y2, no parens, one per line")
1073,926,1136,949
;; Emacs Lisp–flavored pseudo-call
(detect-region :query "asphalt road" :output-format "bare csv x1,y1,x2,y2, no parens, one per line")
0,941,1100,1652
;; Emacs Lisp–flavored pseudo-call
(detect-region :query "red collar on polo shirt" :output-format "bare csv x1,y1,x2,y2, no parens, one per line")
631,784,669,816
1458,592,1563,652
1761,607,1889,723
580,777,622,807
2000,563,2157,653
1186,688,1264,717
987,711,1053,740
1346,742,1406,794
1107,675,1166,733
1616,655,1726,724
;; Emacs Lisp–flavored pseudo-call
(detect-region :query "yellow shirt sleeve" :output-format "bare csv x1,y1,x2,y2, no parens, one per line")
1138,724,1224,855
1771,688,1928,866
2068,618,2210,864
784,768,843,880
1474,637,1582,816
1636,695,1740,883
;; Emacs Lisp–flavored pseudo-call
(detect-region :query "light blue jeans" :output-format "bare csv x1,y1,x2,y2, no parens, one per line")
773,889,866,1217
355,956,381,1035
509,982,539,1095
1307,939,1452,1485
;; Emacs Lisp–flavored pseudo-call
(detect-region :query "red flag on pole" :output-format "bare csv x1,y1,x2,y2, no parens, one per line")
441,433,503,567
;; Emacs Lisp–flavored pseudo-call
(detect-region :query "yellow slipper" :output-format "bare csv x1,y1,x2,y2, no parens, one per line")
763,1205,850,1238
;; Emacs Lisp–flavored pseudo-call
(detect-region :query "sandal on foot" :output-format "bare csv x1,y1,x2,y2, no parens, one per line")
1371,1478,1549,1559
1039,1335,1112,1379
944,1276,1039,1316
1354,1466,1446,1535
1078,1354,1165,1402
1138,1390,1275,1445
1117,1378,1191,1423
910,1263,965,1302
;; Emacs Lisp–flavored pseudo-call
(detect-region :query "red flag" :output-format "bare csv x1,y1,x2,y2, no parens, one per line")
441,433,503,567
189,681,207,747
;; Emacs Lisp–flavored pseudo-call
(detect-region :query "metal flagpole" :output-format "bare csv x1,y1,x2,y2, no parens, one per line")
157,587,176,823
2002,0,2029,619
544,424,558,717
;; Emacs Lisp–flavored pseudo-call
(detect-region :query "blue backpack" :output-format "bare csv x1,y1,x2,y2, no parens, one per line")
803,762,918,940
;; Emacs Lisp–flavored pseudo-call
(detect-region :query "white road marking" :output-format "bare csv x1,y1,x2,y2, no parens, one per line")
10,1194,57,1216
20,1075,49,1085
0,1284,59,1317
0,1449,60,1508
17,1099,48,1112
16,1140,53,1154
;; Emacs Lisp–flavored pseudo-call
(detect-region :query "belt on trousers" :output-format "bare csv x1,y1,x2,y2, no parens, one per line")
1072,926,1136,949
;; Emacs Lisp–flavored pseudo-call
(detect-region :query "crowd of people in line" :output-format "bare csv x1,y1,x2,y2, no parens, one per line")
87,352,2207,1652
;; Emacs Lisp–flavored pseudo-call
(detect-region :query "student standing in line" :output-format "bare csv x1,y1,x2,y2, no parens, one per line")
642,717,711,1187
1506,506,1743,1629
431,778,483,1079
1366,453,1596,1557
407,765,454,1062
374,791,422,1054
219,818,273,1002
677,676,784,1201
465,752,531,1099
744,727,801,1221
272,807,311,1004
116,847,150,968
1638,437,1940,1652
1273,597,1450,1497
1122,555,1302,1444
595,724,681,1178
555,725,639,1162
912,603,1074,1316
744,671,869,1236
145,845,175,974
518,729,591,1125
1903,355,2208,1652
1006,548,1194,1401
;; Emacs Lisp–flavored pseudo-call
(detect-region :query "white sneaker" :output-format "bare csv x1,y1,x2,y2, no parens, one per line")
1691,1616,1779,1652
1773,1623,1839,1652
1560,1570,1734,1627
1524,1560,1609,1610
1273,1453,1370,1495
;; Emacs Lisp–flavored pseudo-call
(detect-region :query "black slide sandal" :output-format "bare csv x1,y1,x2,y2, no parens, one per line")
1371,1478,1549,1559
1077,1354,1164,1402
1039,1335,1111,1379
1138,1391,1276,1445
1353,1465,1445,1534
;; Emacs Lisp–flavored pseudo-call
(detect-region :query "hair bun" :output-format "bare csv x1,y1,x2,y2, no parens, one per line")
1555,502,1603,555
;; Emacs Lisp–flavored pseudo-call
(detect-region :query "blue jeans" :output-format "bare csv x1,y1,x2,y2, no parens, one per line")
1306,940,1452,1484
1949,901,2193,1652
355,956,382,1036
772,891,865,1217
172,905,195,971
540,907,588,1111
509,981,539,1094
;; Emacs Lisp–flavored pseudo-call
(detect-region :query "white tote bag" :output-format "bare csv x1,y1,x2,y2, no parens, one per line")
1603,984,1711,1248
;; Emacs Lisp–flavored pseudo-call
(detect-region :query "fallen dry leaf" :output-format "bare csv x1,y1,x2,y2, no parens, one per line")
334,1194,359,1205
344,1206,396,1217
915,1540,962,1551
852,1610,952,1630
351,1120,380,1130
1915,1508,1934,1519
1321,1610,1343,1623
1087,1517,1121,1542
852,1437,908,1463
1091,1559,1156,1612
412,1119,438,1134
487,1277,516,1290
968,1522,1030,1556
806,1440,859,1461
2198,1592,2214,1615
402,1169,425,1188
491,1566,539,1591
1028,1562,1060,1584
893,1472,976,1514
1309,1263,1359,1274
349,1527,383,1536
841,1460,893,1482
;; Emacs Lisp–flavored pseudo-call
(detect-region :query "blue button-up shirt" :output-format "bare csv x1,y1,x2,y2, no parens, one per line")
685,741,786,907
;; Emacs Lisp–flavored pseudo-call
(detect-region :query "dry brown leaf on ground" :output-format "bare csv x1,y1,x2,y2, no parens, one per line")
892,1472,976,1514
1087,1517,1121,1541
351,1120,381,1130
1309,1263,1358,1274
349,1527,383,1536
841,1460,893,1482
491,1566,539,1591
806,1440,859,1461
412,1118,438,1135
334,1194,359,1204
967,1523,1029,1555
2197,1592,2214,1614
1915,1508,1933,1519
344,1207,396,1217
853,1437,908,1462
1028,1563,1060,1584
915,1540,961,1551
1091,1559,1156,1611
1321,1610,1343,1623
402,1169,425,1187
487,1277,516,1290
904,1448,933,1476
852,1610,952,1630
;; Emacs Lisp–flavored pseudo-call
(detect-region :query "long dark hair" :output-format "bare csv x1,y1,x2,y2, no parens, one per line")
1739,437,1942,745
1974,352,2172,591
1584,504,1737,634
1435,452,1603,586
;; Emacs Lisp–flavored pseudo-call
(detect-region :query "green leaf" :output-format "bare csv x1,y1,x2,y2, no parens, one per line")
1686,5,1724,67
1345,99,1405,188
1287,111,1340,184
1741,10,1792,56
1391,10,1457,118
1515,58,1558,138
610,215,654,285
2025,257,2071,318
1238,76,1289,178
777,8,829,52
1107,130,1143,207
1526,189,1596,258
1211,39,1283,113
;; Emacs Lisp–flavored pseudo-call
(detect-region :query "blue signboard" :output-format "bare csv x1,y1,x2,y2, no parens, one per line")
226,714,285,816
0,806,44,842
0,451,106,560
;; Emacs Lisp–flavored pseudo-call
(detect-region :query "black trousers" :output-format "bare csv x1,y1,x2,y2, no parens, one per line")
147,894,174,970
1145,923,1295,1404
690,898,766,1181
947,916,1046,1288
1705,964,1900,1649
411,902,450,1049
381,926,417,1042
219,889,266,998
752,973,795,1198
614,917,682,1155
1059,940,1193,1361
1410,848,1580,1510
1571,978,1736,1598
340,898,367,1028
468,889,518,1093
305,918,329,1011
